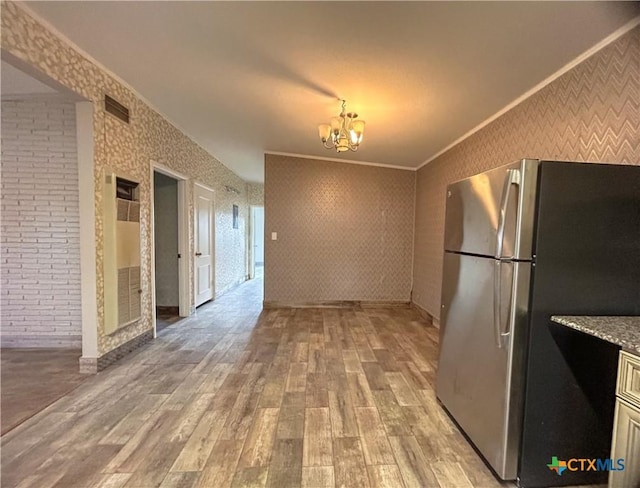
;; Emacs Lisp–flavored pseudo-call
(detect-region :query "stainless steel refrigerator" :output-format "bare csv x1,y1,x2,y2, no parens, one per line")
436,159,640,487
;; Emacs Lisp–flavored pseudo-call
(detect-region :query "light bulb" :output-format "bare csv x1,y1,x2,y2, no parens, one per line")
330,116,342,133
350,120,365,145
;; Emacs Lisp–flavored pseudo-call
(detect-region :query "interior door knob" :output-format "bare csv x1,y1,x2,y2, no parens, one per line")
195,252,202,256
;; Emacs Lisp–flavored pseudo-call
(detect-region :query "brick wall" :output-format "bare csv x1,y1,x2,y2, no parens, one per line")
1,96,82,347
3,3,252,356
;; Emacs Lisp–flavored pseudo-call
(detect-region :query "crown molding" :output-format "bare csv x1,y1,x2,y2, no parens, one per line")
264,151,416,172
417,15,640,170
15,2,247,183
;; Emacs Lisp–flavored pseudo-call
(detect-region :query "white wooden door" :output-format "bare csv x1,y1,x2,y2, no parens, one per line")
194,184,214,306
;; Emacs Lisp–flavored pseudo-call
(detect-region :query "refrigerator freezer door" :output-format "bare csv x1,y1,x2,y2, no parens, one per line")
443,159,539,259
437,252,531,480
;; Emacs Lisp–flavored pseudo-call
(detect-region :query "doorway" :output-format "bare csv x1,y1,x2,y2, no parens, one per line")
194,183,215,307
153,172,180,331
251,206,265,279
1,56,90,431
150,163,189,336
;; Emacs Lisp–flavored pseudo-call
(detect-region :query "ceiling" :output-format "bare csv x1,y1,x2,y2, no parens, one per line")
24,2,639,182
1,59,57,95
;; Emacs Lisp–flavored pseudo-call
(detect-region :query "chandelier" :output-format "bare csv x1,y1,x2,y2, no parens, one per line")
318,100,365,152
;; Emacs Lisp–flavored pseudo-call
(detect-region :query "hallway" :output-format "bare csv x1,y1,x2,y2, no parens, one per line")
1,276,501,488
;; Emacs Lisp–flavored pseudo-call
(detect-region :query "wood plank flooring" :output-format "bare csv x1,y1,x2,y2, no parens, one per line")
0,348,87,435
1,277,509,488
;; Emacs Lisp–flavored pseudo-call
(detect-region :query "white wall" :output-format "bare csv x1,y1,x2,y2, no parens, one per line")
153,172,179,307
1,96,82,347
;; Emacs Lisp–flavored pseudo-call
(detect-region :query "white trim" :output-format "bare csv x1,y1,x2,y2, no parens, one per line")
249,206,256,280
194,181,215,193
150,161,190,339
417,15,640,170
264,151,416,172
76,101,98,360
18,5,164,111
152,163,189,182
249,205,265,280
177,179,190,317
1,50,82,100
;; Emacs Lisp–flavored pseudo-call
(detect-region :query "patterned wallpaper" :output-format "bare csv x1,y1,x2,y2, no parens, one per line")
215,184,248,297
1,1,249,356
248,183,264,206
413,26,640,318
265,154,415,303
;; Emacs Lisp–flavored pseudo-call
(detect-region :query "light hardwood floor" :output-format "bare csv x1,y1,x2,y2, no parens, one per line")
1,277,508,488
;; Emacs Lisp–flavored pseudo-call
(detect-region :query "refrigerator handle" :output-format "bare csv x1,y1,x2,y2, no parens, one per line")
493,260,503,348
494,169,520,348
494,260,518,348
495,169,521,259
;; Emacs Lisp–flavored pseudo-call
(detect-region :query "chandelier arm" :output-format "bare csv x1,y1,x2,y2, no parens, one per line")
322,138,335,149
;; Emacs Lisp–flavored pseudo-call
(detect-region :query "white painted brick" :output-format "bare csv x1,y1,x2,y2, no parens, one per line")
1,97,81,348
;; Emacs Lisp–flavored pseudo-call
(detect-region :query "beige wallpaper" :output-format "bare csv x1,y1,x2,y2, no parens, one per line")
413,26,640,319
264,154,415,303
248,183,264,206
1,1,249,356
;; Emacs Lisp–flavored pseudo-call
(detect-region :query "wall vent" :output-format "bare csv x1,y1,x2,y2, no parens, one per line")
103,171,141,334
105,94,130,124
117,266,141,326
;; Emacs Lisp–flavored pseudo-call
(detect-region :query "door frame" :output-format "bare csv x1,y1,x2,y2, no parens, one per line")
76,101,99,361
194,182,216,305
249,205,264,279
150,161,190,338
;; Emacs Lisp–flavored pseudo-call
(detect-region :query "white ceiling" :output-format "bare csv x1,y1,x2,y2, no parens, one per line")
1,59,57,95
24,2,639,182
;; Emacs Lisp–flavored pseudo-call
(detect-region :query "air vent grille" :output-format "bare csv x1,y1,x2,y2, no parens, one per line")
105,94,130,124
116,198,140,222
117,266,141,326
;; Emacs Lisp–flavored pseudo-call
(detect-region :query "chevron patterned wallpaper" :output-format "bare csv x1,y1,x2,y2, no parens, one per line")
413,25,640,318
265,155,415,303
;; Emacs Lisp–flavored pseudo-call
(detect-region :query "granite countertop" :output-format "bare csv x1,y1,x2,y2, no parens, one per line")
551,316,640,355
